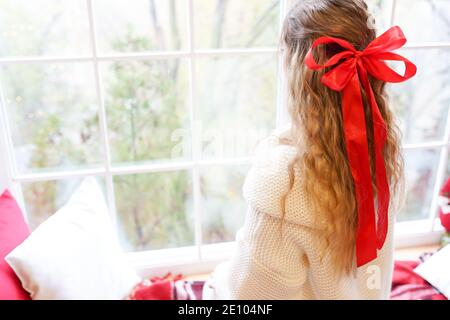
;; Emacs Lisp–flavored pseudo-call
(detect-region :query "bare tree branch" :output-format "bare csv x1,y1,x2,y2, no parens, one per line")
169,0,180,80
212,0,230,48
148,0,168,73
245,0,279,47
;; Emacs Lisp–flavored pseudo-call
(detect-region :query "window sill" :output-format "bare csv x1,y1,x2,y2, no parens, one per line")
127,242,234,278
394,219,444,248
128,220,445,278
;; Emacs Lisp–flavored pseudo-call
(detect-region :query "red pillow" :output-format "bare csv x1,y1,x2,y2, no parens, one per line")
0,189,31,300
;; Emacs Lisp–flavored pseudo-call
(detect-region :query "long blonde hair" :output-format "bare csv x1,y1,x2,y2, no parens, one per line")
280,0,403,275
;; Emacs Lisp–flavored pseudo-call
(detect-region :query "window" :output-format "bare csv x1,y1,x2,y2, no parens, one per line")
0,0,447,273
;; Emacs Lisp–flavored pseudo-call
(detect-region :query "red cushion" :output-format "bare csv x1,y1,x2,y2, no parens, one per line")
0,189,31,300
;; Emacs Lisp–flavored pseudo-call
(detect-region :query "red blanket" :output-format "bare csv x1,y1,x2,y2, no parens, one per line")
391,260,447,300
128,260,447,300
128,273,204,300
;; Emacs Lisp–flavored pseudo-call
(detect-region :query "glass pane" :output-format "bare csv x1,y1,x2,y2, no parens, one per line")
22,177,105,230
0,0,90,57
196,54,278,159
366,0,393,34
194,0,280,49
397,148,440,222
394,0,450,43
389,48,450,144
201,165,249,244
101,59,190,165
114,171,194,251
94,0,187,53
0,62,103,173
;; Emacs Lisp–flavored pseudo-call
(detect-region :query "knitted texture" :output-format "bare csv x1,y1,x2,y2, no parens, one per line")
203,134,395,300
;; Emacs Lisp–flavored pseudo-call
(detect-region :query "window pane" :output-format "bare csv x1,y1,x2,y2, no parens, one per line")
0,62,103,173
196,54,278,159
22,177,105,230
0,0,90,57
194,0,280,49
201,165,249,244
397,148,440,222
389,48,450,144
394,0,450,43
366,0,393,34
101,59,190,165
94,0,187,53
114,171,194,251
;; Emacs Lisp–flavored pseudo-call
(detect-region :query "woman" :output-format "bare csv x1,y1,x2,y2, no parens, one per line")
203,0,416,299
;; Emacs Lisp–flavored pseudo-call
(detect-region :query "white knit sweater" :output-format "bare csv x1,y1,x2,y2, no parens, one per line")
202,133,395,300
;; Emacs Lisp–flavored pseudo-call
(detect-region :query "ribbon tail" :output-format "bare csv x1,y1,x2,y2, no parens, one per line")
359,69,390,250
341,74,378,267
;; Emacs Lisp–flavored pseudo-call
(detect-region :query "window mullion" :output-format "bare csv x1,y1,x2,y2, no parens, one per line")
86,0,117,227
403,43,450,49
11,157,254,183
276,0,288,129
0,83,28,221
187,0,203,261
0,49,280,66
401,141,450,150
0,85,19,178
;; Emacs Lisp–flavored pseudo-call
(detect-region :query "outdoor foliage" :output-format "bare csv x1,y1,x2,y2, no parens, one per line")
0,0,449,251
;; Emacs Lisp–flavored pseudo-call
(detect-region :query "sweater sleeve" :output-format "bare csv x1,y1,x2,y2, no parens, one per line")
226,205,309,300
203,135,310,300
224,136,309,299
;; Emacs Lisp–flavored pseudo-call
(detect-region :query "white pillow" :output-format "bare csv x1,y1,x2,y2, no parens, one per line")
414,244,450,299
6,177,140,300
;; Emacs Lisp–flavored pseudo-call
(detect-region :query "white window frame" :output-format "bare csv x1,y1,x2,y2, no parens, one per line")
0,0,447,277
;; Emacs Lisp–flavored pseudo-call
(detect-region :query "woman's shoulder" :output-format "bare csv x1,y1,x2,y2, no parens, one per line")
243,127,315,226
252,128,297,168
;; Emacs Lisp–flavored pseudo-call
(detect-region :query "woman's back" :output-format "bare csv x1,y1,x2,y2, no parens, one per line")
203,133,395,299
203,0,415,299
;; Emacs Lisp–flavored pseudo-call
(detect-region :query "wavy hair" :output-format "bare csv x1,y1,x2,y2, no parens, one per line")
280,0,404,275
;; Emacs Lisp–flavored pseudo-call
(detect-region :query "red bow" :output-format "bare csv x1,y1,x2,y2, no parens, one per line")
305,26,417,267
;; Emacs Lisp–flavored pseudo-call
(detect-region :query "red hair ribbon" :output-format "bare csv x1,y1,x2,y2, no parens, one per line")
305,26,417,267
